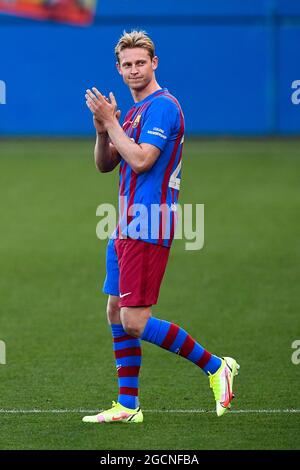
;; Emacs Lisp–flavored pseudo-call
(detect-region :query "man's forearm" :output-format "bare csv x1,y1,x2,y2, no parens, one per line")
106,119,145,173
94,132,119,173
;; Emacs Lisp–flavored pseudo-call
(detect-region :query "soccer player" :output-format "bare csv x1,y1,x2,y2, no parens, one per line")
83,31,239,424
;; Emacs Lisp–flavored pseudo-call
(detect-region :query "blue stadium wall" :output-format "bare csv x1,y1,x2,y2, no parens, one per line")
0,0,300,136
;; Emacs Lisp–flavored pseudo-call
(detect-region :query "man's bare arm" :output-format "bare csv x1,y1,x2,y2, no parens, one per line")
86,88,160,173
105,119,160,174
94,131,121,173
87,89,160,174
86,91,121,173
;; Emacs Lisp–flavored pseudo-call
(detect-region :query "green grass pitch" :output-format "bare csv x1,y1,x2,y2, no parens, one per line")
0,138,299,450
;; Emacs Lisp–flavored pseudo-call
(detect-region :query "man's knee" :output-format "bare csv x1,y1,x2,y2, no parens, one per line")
121,307,151,338
122,318,140,338
106,296,120,324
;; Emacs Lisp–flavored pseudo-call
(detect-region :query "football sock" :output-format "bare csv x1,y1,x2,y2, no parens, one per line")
111,324,141,409
141,317,222,374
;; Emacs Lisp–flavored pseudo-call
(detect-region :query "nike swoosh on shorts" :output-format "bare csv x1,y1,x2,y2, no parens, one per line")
120,292,132,298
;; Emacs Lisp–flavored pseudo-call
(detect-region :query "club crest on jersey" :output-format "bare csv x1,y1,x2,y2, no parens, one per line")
132,114,141,128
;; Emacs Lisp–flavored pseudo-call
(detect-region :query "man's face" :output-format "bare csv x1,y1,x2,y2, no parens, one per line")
117,48,158,91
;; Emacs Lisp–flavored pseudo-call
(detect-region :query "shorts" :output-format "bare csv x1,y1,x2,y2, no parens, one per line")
103,237,170,307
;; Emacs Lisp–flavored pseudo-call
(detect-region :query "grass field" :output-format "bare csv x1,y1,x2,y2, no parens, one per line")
0,138,299,450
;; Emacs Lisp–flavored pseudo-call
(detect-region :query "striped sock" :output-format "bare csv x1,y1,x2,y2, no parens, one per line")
141,317,221,374
111,324,141,409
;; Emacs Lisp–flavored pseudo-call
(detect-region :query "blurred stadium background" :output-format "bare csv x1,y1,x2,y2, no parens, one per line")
1,0,300,135
0,0,300,451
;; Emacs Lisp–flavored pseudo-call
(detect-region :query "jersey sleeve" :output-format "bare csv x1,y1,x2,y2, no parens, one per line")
138,97,179,151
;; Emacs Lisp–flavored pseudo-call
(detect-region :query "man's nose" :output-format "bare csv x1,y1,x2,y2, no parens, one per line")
130,66,138,75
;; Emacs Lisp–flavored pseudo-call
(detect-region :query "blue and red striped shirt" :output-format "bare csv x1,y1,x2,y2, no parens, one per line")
116,87,185,247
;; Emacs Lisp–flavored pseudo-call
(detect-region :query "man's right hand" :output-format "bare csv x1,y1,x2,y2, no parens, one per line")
86,89,121,135
93,109,121,135
93,116,106,134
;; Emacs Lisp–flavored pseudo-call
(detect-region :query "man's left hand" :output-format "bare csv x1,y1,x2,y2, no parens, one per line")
85,88,119,130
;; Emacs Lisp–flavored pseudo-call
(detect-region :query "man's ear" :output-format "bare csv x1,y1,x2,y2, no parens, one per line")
116,62,122,75
152,56,159,71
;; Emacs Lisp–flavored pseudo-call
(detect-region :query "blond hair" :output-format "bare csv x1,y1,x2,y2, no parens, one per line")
115,30,155,63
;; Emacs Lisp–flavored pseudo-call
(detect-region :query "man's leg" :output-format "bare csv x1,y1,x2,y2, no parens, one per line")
82,238,143,423
121,306,221,374
121,307,239,417
107,295,142,410
82,295,143,423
